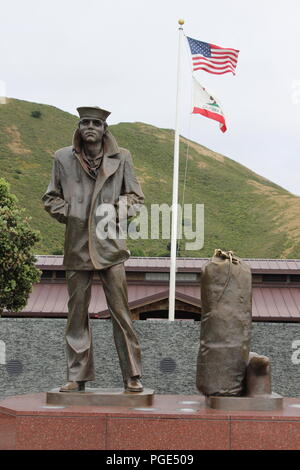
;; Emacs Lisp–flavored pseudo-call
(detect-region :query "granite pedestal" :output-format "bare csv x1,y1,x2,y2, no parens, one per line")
1,393,300,450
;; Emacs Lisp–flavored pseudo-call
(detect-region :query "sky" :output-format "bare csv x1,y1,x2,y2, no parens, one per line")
1,0,300,195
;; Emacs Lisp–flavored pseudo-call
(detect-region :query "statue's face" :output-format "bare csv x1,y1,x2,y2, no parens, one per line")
79,119,105,143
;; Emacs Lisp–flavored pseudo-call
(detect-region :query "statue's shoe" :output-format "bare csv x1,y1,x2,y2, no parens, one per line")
125,377,143,392
59,381,86,392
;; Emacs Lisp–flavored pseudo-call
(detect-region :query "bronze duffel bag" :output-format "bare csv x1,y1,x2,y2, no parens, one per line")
196,249,252,396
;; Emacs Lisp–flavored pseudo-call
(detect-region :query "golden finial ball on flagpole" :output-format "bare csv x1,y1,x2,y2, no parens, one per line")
178,19,185,25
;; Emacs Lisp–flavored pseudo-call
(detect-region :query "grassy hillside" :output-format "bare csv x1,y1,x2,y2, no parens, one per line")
0,98,299,258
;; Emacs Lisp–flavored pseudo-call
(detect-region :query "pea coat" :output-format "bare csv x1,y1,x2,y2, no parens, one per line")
42,129,144,270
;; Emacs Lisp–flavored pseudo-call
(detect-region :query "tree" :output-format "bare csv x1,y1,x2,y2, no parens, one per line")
0,178,41,315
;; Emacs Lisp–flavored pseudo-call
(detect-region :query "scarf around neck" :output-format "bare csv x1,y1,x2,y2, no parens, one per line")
78,146,104,180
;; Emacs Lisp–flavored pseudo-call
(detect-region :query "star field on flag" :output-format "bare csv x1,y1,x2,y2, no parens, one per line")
187,37,239,75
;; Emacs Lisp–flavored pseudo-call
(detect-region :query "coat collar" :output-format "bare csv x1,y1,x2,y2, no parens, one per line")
73,128,121,201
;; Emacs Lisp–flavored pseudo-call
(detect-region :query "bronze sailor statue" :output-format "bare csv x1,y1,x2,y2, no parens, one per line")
42,106,144,393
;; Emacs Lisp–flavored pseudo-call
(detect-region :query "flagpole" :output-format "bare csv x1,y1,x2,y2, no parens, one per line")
168,19,185,321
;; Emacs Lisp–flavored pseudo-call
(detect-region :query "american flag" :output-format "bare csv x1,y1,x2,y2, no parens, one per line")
187,37,239,75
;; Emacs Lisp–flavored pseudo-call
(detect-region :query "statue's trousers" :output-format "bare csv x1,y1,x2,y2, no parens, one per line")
65,263,142,383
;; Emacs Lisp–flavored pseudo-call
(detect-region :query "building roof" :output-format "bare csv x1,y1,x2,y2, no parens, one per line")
35,255,300,274
11,283,200,316
252,287,300,321
8,255,299,321
7,282,300,322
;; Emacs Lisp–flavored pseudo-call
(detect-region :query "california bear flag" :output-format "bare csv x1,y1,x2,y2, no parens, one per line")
192,77,227,133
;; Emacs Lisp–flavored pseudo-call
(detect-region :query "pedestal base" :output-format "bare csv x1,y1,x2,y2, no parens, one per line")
1,393,300,450
47,387,154,407
206,393,283,411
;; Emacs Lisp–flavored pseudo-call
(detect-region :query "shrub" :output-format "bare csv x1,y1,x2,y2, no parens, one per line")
0,178,41,314
51,249,63,255
31,110,42,119
129,247,146,257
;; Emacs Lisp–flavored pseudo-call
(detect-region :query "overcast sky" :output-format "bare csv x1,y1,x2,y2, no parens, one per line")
1,0,300,195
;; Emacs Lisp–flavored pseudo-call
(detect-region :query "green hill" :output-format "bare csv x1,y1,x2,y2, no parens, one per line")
0,97,299,258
